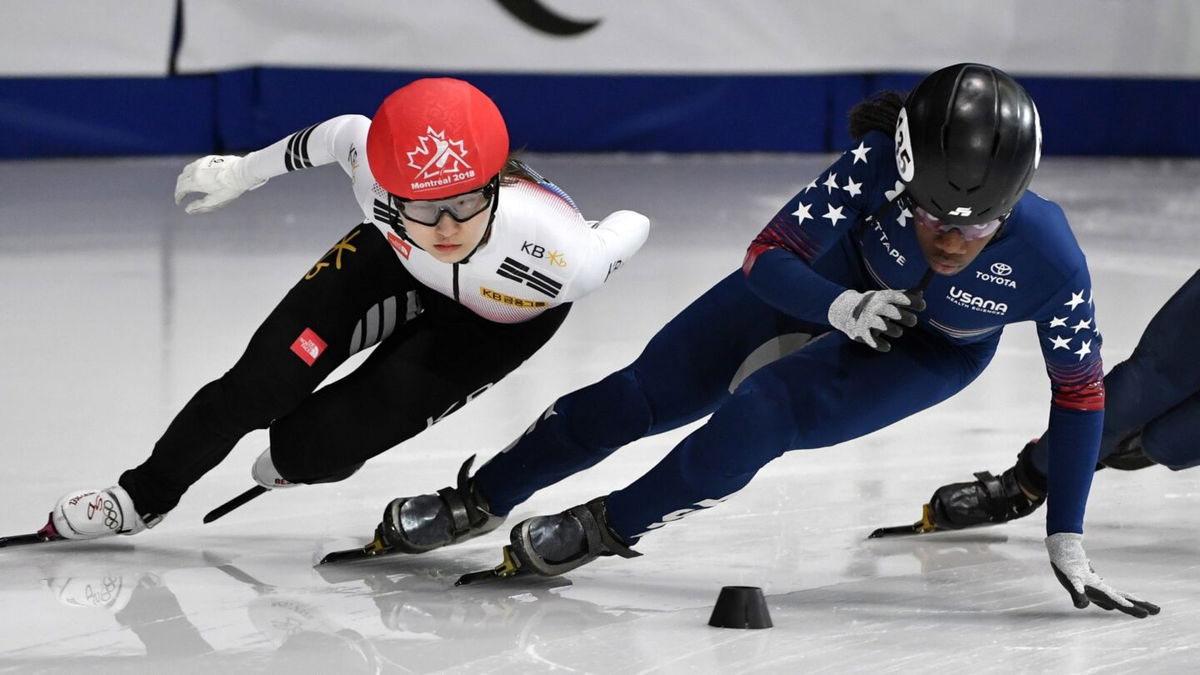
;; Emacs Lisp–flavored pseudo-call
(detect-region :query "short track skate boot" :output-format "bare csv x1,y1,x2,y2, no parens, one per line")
376,455,503,554
1098,430,1156,471
251,446,362,489
508,496,641,577
252,448,297,489
927,440,1047,530
51,486,162,540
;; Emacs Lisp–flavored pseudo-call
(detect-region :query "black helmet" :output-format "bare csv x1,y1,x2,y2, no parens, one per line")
894,63,1041,225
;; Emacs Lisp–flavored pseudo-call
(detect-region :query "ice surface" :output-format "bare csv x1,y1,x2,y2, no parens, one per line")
1,155,1199,673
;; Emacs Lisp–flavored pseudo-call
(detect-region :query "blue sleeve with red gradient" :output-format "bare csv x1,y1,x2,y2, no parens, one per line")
1035,267,1105,534
742,141,888,323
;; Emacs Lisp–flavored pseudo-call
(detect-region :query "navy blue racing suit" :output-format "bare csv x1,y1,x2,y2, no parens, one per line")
475,131,1105,541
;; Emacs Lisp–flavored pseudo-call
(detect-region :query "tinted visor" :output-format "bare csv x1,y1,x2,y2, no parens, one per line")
913,206,1003,241
396,177,497,226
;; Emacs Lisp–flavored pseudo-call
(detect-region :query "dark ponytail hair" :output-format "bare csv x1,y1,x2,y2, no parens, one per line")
499,152,540,186
847,91,906,141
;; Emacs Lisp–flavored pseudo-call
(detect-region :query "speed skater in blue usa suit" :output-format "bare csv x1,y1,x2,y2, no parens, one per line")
370,64,1157,618
888,268,1200,535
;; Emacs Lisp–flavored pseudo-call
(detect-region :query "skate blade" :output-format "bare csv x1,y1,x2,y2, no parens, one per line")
318,535,392,565
867,503,939,539
1,514,64,549
454,546,523,586
204,485,269,524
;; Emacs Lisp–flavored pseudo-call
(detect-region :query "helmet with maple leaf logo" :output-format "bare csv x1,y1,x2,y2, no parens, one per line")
895,63,1041,226
367,78,509,200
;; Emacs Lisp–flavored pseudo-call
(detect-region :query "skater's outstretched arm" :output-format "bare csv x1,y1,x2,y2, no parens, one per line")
174,115,367,214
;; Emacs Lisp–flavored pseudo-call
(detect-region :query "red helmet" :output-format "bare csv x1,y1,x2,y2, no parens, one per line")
366,78,509,200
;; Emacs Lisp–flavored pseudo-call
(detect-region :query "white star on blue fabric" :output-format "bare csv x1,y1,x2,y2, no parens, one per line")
1049,316,1068,328
850,141,872,164
842,178,863,197
792,202,813,224
823,204,846,227
823,173,840,194
1072,318,1093,334
896,207,912,227
1049,335,1072,350
1074,339,1092,361
1065,290,1086,311
802,178,818,193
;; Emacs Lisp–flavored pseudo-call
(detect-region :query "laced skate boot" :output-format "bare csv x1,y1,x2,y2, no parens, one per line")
927,440,1047,530
508,496,641,577
375,455,503,554
51,485,162,540
1098,430,1156,471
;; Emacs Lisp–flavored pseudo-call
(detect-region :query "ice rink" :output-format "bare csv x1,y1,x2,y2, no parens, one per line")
2,153,1199,673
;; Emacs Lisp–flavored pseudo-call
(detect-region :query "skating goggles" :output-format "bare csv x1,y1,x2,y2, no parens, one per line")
395,178,498,226
913,206,1004,241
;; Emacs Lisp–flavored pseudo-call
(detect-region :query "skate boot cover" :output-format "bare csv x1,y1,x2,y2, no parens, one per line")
928,440,1046,529
251,447,297,489
509,497,640,577
51,486,154,540
378,455,503,554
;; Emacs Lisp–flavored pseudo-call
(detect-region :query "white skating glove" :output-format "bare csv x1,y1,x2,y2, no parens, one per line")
1045,532,1159,618
827,289,925,352
51,486,153,539
174,155,266,214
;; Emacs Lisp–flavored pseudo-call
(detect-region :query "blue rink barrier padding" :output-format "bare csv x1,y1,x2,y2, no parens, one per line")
1,69,1198,158
0,76,217,159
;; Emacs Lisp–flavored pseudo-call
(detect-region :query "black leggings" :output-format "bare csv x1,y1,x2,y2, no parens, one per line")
120,224,570,515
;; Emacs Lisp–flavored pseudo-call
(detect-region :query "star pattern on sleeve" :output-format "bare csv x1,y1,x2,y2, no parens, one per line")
1074,339,1092,361
850,141,872,164
823,173,839,194
802,178,818,193
1071,317,1093,334
1049,316,1068,328
842,177,863,198
823,204,846,227
792,202,813,224
1048,334,1072,350
1064,290,1086,311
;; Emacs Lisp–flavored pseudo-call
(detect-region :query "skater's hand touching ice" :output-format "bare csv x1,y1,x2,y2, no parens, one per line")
1045,533,1159,618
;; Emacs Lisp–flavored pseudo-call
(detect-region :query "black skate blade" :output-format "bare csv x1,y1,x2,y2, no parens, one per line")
318,536,392,565
867,523,933,539
454,546,525,586
0,532,49,548
867,503,939,539
1,514,64,548
204,485,269,524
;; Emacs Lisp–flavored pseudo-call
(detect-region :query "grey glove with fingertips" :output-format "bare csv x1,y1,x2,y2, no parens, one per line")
827,288,925,352
1045,532,1159,618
